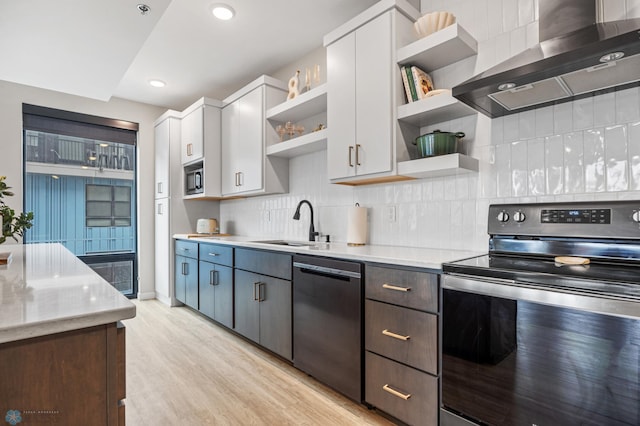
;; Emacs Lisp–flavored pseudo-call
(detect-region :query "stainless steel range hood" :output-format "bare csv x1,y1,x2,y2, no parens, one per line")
452,0,640,118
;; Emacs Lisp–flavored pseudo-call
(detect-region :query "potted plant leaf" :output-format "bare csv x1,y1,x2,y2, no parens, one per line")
0,176,34,263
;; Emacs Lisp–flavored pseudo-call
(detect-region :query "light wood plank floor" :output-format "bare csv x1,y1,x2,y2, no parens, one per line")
124,300,394,425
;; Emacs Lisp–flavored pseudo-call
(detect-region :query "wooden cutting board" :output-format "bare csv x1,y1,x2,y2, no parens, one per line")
555,256,590,265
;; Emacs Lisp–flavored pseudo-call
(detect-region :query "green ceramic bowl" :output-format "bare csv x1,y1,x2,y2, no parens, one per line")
413,130,465,158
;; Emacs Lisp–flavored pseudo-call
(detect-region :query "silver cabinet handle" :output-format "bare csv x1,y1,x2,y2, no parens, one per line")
157,182,163,194
208,252,219,257
157,203,163,215
258,282,265,302
348,146,354,167
355,143,362,166
187,143,193,156
382,283,411,292
383,384,411,400
181,262,188,275
382,329,410,341
210,269,219,286
253,282,260,301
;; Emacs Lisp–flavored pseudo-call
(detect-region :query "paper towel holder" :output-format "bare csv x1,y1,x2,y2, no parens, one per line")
347,202,367,247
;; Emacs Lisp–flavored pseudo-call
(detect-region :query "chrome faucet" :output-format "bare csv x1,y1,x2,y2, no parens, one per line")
293,199,319,242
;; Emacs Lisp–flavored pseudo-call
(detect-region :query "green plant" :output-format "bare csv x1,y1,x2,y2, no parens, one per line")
0,176,34,244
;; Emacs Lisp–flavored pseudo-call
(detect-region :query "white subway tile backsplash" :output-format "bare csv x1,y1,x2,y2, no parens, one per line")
503,113,519,142
572,97,594,130
502,0,518,33
511,141,528,196
496,143,512,197
616,87,640,123
583,128,606,193
220,0,640,253
563,132,584,194
545,135,564,194
527,138,545,196
553,102,573,134
518,0,535,27
594,92,616,127
629,122,640,190
535,105,554,137
605,125,629,191
604,0,627,20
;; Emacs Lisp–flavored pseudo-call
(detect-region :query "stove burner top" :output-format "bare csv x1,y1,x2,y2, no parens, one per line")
444,254,640,300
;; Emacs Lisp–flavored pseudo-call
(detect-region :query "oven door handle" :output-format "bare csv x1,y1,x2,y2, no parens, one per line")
443,273,640,319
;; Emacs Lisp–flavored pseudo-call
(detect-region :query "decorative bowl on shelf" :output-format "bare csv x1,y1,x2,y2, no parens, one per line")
414,11,456,38
413,130,464,158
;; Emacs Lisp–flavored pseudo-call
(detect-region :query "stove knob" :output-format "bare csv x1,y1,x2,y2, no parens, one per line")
514,211,526,223
633,211,640,223
497,211,510,222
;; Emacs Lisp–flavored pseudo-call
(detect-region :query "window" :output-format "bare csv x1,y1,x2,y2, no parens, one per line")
23,104,139,297
86,184,132,227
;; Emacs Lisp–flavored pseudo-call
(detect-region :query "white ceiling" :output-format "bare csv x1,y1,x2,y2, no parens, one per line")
0,0,381,110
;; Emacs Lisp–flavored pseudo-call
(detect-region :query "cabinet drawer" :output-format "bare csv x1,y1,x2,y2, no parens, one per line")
235,248,291,280
366,265,438,312
175,240,198,259
365,300,437,374
199,243,233,266
365,351,438,426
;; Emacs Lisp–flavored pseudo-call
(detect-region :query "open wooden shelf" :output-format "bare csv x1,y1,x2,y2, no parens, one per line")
266,83,327,123
397,153,479,179
266,128,328,158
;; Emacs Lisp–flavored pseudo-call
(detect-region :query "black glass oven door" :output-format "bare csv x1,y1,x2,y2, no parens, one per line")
442,288,640,426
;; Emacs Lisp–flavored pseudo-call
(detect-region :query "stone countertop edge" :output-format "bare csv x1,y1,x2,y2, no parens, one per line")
174,234,483,271
0,243,136,345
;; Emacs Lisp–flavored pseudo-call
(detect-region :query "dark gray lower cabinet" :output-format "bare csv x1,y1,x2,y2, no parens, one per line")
234,269,292,360
175,254,198,308
198,261,233,328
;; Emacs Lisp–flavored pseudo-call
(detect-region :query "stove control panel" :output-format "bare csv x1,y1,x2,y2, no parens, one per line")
488,201,640,239
541,209,610,224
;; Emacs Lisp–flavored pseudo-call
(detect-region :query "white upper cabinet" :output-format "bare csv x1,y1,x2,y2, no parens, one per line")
324,0,419,184
221,76,288,197
181,105,203,165
180,97,223,199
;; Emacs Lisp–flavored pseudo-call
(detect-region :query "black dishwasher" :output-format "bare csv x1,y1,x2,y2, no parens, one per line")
293,254,363,402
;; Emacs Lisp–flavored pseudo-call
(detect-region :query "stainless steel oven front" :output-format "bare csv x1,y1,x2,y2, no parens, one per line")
441,200,640,426
441,274,640,426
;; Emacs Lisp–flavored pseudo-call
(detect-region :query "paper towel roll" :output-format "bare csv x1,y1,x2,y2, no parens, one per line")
347,205,367,246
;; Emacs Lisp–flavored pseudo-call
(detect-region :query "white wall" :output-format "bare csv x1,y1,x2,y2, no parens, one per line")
0,79,164,296
220,0,640,251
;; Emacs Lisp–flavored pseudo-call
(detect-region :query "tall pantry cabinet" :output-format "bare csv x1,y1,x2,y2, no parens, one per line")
154,111,219,306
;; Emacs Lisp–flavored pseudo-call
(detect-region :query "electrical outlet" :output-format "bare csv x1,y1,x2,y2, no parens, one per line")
387,205,397,222
263,210,271,222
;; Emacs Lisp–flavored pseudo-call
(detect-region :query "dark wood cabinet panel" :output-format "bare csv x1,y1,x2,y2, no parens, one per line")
198,243,233,266
365,299,438,374
235,248,291,280
366,265,438,312
365,351,437,426
234,269,261,343
0,323,125,425
199,261,234,328
259,275,292,360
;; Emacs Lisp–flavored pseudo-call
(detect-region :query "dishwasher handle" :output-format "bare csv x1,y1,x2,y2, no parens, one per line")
293,262,361,279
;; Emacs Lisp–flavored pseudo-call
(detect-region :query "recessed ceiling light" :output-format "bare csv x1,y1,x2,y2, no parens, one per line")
212,3,235,20
149,79,166,88
137,4,150,15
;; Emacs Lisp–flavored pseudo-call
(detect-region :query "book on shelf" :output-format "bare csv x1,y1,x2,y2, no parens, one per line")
400,65,435,103
411,66,435,100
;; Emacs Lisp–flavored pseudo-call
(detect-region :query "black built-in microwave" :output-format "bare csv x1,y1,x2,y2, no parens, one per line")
185,168,203,195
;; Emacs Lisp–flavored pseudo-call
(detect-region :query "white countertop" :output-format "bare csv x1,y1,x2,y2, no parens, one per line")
175,234,482,270
0,243,136,344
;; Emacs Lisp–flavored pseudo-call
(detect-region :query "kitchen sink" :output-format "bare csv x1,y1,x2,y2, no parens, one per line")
251,240,314,247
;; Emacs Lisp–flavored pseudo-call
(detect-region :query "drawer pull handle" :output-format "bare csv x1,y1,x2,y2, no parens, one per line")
382,283,411,292
383,384,411,400
382,329,410,341
208,252,220,257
